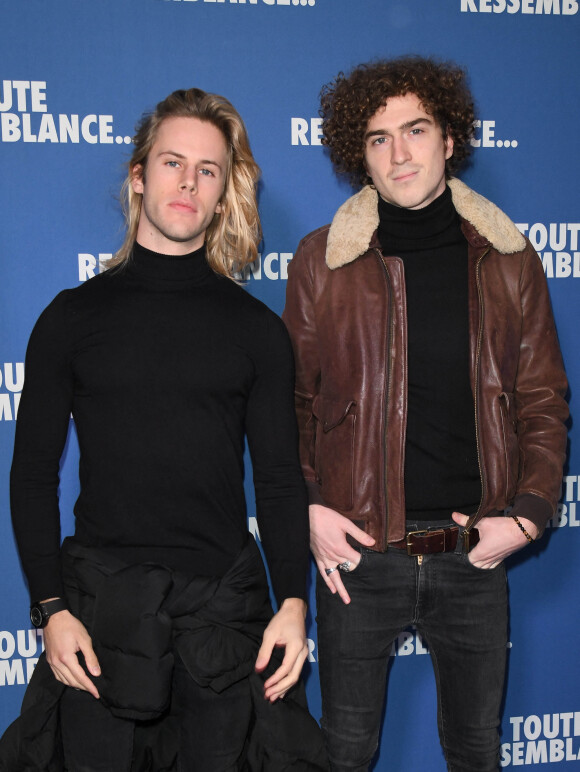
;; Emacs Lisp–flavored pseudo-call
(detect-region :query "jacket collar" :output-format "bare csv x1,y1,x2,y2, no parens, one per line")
326,178,527,269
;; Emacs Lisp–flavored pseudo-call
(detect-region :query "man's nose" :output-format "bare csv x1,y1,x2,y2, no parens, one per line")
391,136,411,165
179,167,197,191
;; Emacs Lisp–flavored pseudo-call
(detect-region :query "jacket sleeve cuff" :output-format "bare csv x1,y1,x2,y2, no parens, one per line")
305,479,325,506
509,492,555,538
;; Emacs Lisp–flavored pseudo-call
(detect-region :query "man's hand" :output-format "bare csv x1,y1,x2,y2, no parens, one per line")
255,598,308,703
452,512,539,569
310,503,375,604
43,607,101,698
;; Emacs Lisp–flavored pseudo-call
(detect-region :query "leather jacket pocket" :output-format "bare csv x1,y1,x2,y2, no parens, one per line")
312,395,357,511
499,391,519,502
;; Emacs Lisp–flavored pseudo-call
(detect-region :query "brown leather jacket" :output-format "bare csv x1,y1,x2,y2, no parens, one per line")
282,180,568,549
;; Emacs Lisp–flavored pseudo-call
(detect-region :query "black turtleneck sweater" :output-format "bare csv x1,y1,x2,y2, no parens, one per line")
11,243,309,605
377,187,481,521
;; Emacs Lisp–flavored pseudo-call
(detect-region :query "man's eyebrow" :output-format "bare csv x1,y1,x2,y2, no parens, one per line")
364,117,433,141
158,150,223,170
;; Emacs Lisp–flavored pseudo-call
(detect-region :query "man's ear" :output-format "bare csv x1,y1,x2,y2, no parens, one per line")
444,134,454,161
131,163,144,194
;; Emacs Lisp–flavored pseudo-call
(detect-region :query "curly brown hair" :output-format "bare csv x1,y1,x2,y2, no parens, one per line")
320,56,475,188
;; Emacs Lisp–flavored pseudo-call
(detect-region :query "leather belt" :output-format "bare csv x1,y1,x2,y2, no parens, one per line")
390,526,480,556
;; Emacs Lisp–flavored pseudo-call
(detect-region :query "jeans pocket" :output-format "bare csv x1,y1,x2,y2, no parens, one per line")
344,546,368,575
461,551,504,574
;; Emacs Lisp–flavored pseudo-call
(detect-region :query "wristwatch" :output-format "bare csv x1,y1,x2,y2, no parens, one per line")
30,598,68,628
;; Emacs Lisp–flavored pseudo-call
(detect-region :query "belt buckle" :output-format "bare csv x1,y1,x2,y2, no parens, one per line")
406,528,429,557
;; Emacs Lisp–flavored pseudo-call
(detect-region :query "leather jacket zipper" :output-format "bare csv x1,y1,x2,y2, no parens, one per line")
465,247,491,540
375,249,397,550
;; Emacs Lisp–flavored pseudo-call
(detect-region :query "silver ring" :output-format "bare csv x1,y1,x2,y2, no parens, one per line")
337,561,352,573
325,566,338,576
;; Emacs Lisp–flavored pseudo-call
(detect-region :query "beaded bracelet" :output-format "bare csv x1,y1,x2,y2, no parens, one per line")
511,514,535,543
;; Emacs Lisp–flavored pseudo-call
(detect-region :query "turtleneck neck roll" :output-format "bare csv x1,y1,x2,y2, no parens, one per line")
377,185,460,250
121,241,213,285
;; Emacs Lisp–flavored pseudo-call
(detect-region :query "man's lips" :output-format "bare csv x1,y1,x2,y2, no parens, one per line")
391,170,419,183
169,200,197,213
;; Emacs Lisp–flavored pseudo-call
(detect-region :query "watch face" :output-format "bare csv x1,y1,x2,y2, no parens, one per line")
30,606,44,628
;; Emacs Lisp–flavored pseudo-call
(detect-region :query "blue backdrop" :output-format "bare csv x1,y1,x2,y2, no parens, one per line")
1,1,579,769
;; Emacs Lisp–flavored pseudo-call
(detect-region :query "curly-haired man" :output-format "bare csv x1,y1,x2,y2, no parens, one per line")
283,56,568,771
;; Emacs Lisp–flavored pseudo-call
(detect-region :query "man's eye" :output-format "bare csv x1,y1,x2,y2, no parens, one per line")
199,168,214,177
166,161,179,168
372,137,386,145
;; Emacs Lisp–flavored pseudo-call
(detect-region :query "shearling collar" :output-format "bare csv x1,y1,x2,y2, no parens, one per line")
326,178,526,270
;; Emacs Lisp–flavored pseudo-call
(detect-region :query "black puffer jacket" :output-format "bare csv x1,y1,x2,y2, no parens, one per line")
0,537,328,772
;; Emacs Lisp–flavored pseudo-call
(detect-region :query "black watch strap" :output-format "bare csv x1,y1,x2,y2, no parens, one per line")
30,598,68,628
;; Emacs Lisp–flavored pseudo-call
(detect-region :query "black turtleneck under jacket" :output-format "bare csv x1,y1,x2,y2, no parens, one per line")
377,187,481,521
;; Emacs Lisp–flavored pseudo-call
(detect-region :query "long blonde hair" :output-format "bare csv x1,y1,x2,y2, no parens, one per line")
109,88,261,279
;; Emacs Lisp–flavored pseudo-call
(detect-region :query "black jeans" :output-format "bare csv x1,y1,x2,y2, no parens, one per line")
316,534,508,772
60,651,252,771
